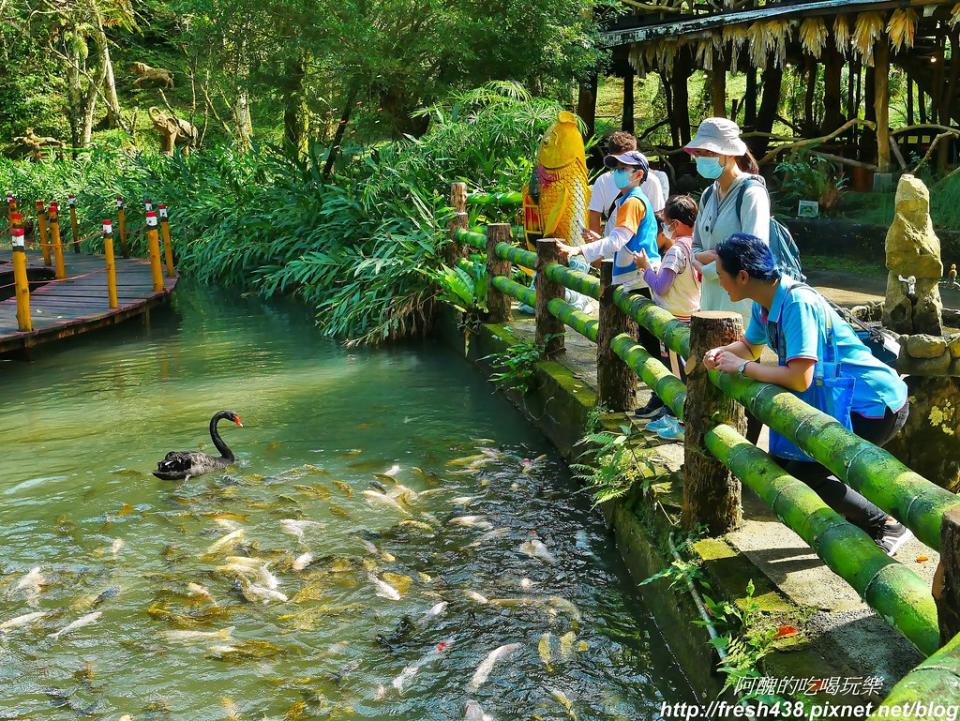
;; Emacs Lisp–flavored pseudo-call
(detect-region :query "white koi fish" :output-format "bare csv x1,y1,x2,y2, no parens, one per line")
519,539,556,565
292,552,314,571
368,573,401,601
464,700,495,721
162,626,234,643
48,612,101,640
468,643,522,690
205,529,244,555
448,515,493,531
0,611,47,632
362,490,411,516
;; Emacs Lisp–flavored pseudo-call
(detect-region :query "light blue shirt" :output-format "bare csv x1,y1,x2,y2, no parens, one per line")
744,277,907,418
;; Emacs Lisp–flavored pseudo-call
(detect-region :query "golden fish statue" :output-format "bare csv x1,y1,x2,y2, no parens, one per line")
521,111,590,275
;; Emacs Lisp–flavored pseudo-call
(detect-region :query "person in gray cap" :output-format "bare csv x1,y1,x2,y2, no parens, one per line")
685,117,770,323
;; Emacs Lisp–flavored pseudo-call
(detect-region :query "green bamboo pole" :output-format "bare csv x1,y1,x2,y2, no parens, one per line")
543,262,601,300
706,424,940,656
466,191,523,207
454,228,486,251
869,632,960,716
493,242,536,270
610,333,687,420
491,275,536,307
712,372,960,551
612,286,692,359
546,297,599,343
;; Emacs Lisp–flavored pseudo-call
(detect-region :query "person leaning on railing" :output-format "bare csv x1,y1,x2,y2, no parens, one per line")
702,233,914,557
557,150,662,365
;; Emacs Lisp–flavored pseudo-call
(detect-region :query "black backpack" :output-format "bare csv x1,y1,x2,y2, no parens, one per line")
703,178,806,282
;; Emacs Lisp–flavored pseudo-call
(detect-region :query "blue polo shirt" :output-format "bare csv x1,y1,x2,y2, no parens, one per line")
744,277,907,418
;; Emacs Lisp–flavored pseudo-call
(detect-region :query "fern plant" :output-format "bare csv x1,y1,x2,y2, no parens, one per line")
483,339,543,394
571,423,664,505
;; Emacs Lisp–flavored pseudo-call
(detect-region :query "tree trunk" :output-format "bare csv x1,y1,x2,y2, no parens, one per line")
662,72,678,147
875,40,891,173
860,64,877,163
322,83,359,182
823,47,842,133
621,69,635,134
598,261,638,412
577,73,598,142
100,32,121,129
846,60,855,122
752,65,783,156
670,52,693,145
907,76,914,126
804,57,817,135
282,53,309,158
744,67,758,129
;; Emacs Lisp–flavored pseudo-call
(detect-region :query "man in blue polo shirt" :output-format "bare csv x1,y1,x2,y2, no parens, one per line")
702,233,912,556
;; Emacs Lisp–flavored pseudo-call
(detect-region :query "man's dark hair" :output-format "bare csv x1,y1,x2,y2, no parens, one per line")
716,233,779,281
606,130,637,154
663,194,697,228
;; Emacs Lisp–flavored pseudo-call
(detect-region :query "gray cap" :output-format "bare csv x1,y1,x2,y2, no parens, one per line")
603,151,650,179
684,117,748,156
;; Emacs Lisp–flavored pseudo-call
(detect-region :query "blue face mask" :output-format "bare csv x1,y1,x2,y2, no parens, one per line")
613,168,636,189
695,156,724,180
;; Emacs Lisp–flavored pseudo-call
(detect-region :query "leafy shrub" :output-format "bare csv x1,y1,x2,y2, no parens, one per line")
774,151,847,213
0,83,561,344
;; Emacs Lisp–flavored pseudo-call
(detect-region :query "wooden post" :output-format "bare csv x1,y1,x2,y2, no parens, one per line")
116,196,128,258
102,219,118,310
710,63,727,118
447,182,468,265
875,38,891,174
576,72,598,143
934,507,960,645
486,223,513,323
823,46,843,134
36,201,50,266
744,68,758,129
145,210,164,292
598,260,638,411
10,215,31,332
48,202,66,280
907,76,915,127
67,194,80,253
535,239,565,359
622,69,635,134
158,204,176,277
682,311,745,533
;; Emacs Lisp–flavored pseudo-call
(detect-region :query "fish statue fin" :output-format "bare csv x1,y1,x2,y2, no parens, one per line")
541,186,569,237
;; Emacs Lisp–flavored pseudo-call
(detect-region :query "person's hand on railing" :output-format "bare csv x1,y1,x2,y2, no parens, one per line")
704,348,746,375
555,242,581,265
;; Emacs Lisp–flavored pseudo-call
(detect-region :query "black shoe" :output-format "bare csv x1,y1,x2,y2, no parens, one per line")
634,395,665,419
874,519,913,557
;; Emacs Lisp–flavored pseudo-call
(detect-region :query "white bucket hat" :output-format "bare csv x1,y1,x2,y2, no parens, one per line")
684,117,748,157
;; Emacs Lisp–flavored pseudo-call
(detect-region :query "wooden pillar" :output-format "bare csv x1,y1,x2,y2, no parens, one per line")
804,56,817,134
859,66,876,162
744,67,758,128
577,73,598,142
754,66,784,157
939,29,960,170
485,223,512,324
661,72,679,147
622,69,635,134
823,47,843,133
447,182,468,265
597,260,638,411
682,311,745,533
671,53,693,145
847,60,856,122
535,239,565,359
906,76,914,126
934,507,960,645
711,63,727,118
875,39,891,174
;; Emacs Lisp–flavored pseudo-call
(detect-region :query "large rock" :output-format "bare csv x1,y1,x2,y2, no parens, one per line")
883,175,944,335
885,175,943,279
949,333,960,359
906,334,948,358
886,376,960,493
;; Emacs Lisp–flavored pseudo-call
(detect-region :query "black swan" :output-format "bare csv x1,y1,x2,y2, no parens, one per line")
153,411,243,480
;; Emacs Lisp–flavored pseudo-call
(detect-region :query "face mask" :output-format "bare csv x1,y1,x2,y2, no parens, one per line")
613,168,636,189
695,156,724,180
662,224,674,240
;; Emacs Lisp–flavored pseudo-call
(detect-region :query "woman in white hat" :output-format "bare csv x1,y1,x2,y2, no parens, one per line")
685,117,770,321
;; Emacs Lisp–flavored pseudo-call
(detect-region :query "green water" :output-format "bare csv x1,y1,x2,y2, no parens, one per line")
0,283,693,720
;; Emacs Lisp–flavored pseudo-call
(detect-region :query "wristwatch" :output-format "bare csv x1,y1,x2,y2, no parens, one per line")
737,360,751,377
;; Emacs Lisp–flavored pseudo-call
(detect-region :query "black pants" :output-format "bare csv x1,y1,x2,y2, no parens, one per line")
774,404,910,537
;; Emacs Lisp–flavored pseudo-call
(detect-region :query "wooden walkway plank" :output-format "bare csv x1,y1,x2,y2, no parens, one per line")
0,246,177,355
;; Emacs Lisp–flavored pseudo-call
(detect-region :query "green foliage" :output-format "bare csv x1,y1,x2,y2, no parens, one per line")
571,424,664,505
429,258,488,315
774,151,847,213
0,83,561,344
484,339,544,395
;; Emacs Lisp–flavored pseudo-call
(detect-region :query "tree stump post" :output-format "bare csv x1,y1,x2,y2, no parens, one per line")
683,311,746,533
598,260,637,411
934,507,960,645
535,239,565,359
486,223,513,324
447,182,468,265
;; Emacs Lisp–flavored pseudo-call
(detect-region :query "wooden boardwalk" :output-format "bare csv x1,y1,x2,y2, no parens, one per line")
0,248,177,355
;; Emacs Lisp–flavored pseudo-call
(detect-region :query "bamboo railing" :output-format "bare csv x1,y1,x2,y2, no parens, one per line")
453,183,960,686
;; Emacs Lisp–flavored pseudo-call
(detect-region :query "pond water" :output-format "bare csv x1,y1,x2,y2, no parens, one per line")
0,283,694,720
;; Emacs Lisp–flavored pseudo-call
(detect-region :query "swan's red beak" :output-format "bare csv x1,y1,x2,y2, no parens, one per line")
234,417,243,427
